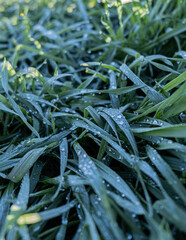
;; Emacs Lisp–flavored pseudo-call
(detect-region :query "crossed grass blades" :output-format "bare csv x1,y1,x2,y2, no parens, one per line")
0,0,186,239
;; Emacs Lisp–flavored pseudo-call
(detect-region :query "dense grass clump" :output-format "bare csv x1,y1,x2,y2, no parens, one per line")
0,0,186,239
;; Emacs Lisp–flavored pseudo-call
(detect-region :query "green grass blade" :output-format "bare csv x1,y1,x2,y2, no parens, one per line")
132,124,186,138
8,147,46,183
147,146,186,203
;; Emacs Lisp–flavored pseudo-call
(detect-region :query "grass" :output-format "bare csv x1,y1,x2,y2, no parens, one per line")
0,0,186,239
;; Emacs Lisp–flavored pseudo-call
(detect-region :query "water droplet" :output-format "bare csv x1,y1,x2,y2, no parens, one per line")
62,219,68,225
153,120,158,124
41,103,46,108
127,234,132,240
116,176,121,182
97,211,101,216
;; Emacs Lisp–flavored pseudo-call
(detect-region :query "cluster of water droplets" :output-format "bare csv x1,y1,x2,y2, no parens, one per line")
142,118,164,126
78,151,97,177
